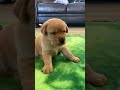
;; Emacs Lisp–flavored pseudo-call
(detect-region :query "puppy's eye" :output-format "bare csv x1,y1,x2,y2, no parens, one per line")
51,32,57,35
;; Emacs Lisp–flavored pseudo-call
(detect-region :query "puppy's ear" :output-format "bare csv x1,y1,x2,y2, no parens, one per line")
66,26,68,33
14,0,29,22
41,23,47,36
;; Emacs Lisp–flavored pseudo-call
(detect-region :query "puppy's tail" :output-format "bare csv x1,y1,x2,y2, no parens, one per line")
0,25,3,31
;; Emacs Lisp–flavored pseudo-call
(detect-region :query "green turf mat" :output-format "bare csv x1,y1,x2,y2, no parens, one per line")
0,75,22,90
35,35,85,90
86,22,120,90
0,22,10,27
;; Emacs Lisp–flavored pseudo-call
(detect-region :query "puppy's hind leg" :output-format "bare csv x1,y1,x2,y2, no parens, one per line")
61,47,80,63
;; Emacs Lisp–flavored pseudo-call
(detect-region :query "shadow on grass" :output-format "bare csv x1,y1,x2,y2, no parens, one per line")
44,70,85,90
35,56,85,90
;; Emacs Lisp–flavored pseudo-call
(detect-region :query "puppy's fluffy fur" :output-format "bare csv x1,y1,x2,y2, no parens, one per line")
35,18,80,74
0,0,34,90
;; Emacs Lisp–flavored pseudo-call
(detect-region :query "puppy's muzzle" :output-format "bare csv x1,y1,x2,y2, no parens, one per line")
59,38,65,44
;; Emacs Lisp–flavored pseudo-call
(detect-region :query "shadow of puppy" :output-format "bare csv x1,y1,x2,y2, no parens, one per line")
0,0,34,90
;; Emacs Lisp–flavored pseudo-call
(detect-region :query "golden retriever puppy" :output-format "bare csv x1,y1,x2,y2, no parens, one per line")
0,0,34,90
35,18,80,74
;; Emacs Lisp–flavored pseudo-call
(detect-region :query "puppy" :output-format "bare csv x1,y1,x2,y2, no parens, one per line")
0,0,34,90
35,18,80,74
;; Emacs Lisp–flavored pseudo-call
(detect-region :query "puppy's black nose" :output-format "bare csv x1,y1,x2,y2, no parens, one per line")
59,38,65,44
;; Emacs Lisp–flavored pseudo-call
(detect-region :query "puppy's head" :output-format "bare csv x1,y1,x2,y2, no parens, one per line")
41,18,68,46
14,0,34,23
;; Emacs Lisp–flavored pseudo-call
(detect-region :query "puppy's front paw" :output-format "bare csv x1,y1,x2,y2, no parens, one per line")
42,66,53,74
71,57,80,63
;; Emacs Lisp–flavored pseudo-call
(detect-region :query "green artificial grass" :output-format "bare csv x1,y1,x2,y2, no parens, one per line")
86,22,120,90
35,35,85,90
0,75,22,90
0,22,9,27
